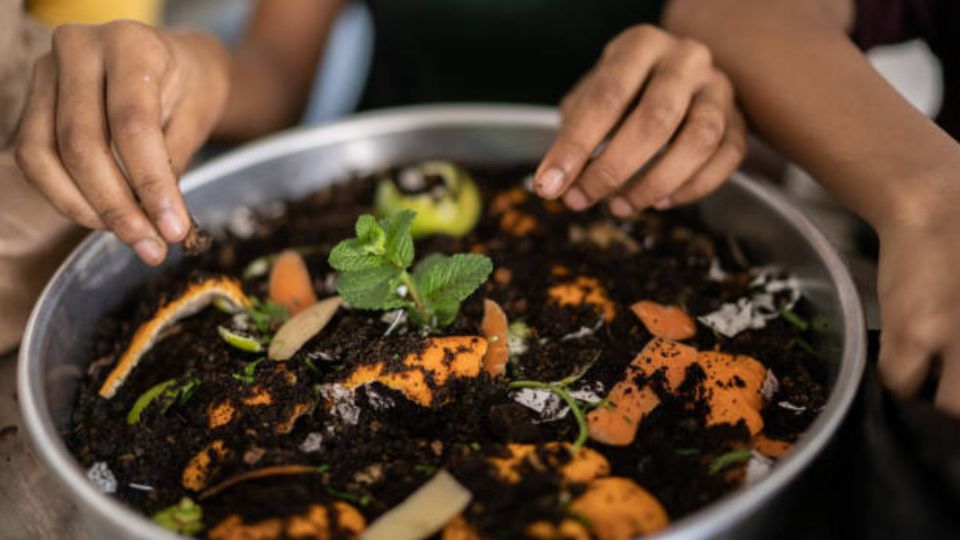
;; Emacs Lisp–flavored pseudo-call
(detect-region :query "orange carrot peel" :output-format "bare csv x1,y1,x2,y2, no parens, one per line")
630,300,697,340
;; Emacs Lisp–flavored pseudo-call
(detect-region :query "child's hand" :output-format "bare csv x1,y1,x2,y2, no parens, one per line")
878,215,960,415
14,21,229,266
534,24,747,214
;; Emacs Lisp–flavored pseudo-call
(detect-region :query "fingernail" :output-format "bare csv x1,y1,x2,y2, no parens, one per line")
610,197,633,217
654,197,673,210
157,210,186,241
564,187,589,211
537,167,565,197
133,238,164,265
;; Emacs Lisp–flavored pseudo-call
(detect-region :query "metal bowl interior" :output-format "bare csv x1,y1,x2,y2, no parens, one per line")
18,105,866,540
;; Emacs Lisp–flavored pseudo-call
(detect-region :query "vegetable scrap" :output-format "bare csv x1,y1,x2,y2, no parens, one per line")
568,477,669,540
268,250,318,315
99,276,251,398
630,300,696,341
374,161,482,238
480,298,510,376
547,276,616,322
340,336,487,406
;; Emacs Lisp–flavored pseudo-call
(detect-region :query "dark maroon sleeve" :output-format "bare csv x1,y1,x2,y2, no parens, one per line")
854,0,960,139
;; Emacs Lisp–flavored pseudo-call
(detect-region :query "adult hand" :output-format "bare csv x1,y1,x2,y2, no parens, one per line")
877,215,960,415
15,21,230,265
534,24,747,215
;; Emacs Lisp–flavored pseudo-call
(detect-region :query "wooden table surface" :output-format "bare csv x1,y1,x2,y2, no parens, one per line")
0,350,90,540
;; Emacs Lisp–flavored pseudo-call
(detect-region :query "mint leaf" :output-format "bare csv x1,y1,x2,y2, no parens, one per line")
355,214,386,253
329,238,387,271
413,253,493,308
382,210,415,268
335,266,406,309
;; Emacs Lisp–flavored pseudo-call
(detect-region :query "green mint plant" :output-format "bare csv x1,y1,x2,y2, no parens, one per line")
328,210,492,329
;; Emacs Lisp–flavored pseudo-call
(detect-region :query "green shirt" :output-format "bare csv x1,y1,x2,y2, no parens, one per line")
360,0,667,108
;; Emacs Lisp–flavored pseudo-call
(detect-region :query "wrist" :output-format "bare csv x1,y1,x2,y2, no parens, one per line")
870,163,960,237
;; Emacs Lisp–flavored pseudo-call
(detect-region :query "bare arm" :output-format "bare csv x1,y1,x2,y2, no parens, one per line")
215,0,345,140
663,0,960,413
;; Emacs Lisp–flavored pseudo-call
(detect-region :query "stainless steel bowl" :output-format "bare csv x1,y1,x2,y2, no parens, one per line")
18,105,866,539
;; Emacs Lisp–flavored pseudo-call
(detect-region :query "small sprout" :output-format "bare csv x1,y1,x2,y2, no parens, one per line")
246,298,290,335
469,442,482,452
414,464,439,476
218,326,263,353
328,211,492,329
793,337,817,356
709,449,753,475
303,356,321,374
374,161,482,238
127,379,177,425
152,497,203,536
325,487,372,507
780,308,809,332
232,358,265,384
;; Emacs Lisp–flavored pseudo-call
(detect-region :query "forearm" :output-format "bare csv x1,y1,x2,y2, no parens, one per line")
212,0,346,141
663,0,960,232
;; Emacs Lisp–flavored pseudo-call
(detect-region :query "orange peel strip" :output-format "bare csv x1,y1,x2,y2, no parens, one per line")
754,434,793,458
488,442,610,484
99,276,251,399
569,477,669,540
630,300,697,341
587,339,697,446
547,276,616,322
341,336,486,407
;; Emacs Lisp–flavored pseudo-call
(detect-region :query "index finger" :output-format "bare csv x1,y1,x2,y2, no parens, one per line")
534,27,671,200
105,29,189,243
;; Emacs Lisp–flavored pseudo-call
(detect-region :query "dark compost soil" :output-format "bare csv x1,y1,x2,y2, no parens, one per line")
67,164,828,539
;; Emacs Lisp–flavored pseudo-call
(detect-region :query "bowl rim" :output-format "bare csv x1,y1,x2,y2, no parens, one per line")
18,104,866,540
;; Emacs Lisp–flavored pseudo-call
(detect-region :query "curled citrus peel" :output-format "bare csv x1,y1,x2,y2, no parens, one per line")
99,276,251,399
588,338,768,446
630,300,697,341
341,336,486,407
548,276,616,322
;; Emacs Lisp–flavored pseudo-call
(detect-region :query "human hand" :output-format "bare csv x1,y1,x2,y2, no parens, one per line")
15,21,230,265
877,216,960,416
534,24,747,215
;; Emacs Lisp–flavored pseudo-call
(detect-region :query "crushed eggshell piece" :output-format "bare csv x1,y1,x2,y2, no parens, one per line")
341,336,486,407
99,276,251,398
547,276,616,322
569,477,669,540
182,439,229,491
630,300,697,341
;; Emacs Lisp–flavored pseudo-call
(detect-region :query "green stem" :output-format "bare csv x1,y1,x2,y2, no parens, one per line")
400,271,431,324
509,380,589,452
